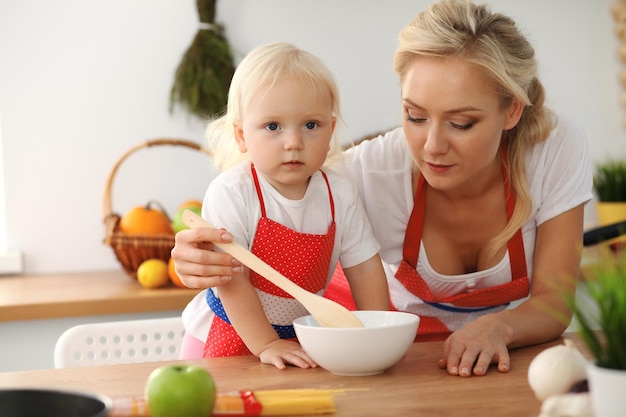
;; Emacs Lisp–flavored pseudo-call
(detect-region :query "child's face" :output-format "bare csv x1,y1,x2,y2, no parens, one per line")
235,77,336,199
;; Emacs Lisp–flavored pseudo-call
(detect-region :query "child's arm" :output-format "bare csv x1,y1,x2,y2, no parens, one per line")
217,269,318,370
342,254,391,311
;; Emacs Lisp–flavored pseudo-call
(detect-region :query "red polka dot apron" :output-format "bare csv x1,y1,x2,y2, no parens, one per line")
395,154,530,340
203,165,336,357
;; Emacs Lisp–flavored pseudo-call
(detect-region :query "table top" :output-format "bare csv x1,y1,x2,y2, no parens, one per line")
0,334,587,417
0,270,197,321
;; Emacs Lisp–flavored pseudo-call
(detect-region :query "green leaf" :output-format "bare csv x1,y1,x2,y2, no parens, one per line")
593,160,626,201
574,251,626,369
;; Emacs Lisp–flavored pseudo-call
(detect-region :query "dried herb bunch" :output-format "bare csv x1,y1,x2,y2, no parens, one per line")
170,0,235,119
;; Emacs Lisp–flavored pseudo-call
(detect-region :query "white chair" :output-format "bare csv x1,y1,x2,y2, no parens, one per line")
54,316,185,368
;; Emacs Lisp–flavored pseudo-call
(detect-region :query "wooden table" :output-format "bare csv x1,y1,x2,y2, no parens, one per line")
0,334,587,417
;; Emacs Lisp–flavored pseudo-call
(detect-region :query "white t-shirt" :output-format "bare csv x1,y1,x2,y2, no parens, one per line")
182,160,380,340
342,115,593,329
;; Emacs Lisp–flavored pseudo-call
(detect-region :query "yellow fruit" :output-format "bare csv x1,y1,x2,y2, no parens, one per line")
137,259,170,289
178,199,202,211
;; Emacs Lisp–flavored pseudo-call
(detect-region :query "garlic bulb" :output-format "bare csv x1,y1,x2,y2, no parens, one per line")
527,340,588,402
538,393,592,417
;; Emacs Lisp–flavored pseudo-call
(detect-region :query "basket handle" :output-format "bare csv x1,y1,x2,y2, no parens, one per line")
102,138,213,222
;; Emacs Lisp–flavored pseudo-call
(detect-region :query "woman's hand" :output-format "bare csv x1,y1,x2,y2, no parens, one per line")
258,339,319,370
438,314,513,377
171,227,243,289
438,206,585,377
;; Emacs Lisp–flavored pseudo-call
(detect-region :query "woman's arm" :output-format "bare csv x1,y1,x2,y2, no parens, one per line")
343,254,391,311
505,204,584,346
439,204,584,377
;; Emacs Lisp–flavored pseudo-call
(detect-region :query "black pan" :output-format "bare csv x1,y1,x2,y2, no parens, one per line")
0,389,111,417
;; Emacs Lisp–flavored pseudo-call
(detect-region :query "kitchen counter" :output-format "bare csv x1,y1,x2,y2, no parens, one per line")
0,269,197,322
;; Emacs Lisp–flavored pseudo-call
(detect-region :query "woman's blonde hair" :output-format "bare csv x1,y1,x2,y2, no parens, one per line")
393,0,554,253
207,42,344,171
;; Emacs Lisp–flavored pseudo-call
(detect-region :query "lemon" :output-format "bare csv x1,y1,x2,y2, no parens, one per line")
137,259,170,289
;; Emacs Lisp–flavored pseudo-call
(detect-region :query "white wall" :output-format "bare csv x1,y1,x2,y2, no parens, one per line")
0,310,181,372
1,0,625,275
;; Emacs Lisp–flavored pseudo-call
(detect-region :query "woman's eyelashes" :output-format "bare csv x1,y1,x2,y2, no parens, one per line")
405,113,474,130
405,113,426,124
450,121,474,130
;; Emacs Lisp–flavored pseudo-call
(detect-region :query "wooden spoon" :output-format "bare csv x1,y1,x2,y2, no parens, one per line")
182,209,363,328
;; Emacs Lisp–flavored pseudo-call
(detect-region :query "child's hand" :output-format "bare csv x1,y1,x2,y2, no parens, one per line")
258,339,318,370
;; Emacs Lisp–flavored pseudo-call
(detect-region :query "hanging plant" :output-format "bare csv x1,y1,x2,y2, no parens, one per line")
169,0,235,119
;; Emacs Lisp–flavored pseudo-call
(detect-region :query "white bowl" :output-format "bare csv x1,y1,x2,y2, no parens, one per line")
293,310,420,376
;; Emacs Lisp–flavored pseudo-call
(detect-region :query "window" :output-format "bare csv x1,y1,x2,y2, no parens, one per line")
0,110,23,274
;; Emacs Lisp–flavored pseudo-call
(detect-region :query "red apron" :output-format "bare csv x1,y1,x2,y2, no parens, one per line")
204,165,336,357
395,154,530,340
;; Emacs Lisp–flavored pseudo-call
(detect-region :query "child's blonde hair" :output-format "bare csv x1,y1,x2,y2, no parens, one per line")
207,42,345,171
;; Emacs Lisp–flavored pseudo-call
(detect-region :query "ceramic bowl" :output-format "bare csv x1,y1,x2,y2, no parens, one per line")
293,310,420,376
0,389,111,417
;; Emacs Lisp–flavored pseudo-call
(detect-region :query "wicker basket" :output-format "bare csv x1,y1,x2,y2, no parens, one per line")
102,138,212,278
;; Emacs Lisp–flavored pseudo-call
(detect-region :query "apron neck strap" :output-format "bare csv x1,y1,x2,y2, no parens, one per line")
402,147,527,278
250,163,335,219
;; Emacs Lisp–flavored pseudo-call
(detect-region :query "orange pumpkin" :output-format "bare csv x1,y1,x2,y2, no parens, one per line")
119,200,174,236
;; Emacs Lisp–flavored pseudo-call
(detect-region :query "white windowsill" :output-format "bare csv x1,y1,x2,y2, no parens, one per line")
0,249,23,275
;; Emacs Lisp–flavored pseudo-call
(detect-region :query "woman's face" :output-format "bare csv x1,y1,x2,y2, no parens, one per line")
400,56,522,194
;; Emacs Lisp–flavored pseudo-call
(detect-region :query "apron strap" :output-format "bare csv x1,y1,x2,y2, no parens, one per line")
396,145,529,309
250,164,335,219
250,164,268,217
402,174,426,268
501,152,527,279
402,147,527,279
206,289,296,339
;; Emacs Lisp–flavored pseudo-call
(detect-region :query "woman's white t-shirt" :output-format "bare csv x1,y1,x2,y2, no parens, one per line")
342,115,593,329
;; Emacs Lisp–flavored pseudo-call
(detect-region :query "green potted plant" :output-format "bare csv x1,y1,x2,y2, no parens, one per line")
570,250,626,417
593,159,626,225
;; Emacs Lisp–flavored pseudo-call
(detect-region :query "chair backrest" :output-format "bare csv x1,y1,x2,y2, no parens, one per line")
54,316,185,368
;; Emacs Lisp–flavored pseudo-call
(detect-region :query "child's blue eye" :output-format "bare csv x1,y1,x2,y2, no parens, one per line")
266,123,279,131
305,121,318,130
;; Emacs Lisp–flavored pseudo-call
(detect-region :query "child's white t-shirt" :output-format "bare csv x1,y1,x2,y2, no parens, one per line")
182,160,380,341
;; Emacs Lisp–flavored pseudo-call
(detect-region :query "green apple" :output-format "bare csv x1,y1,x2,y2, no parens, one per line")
171,206,202,233
145,365,216,417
